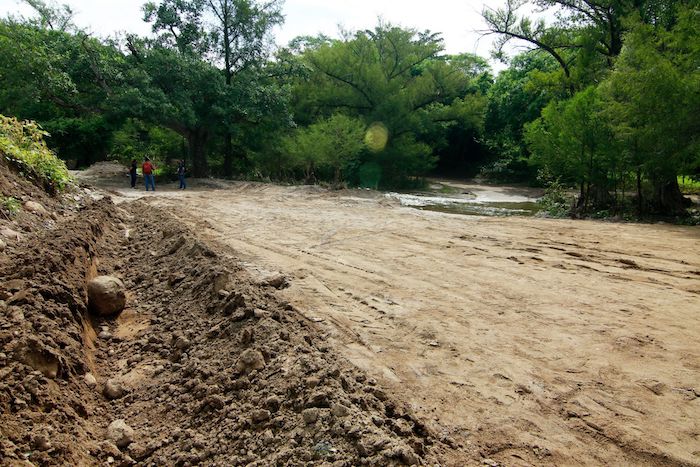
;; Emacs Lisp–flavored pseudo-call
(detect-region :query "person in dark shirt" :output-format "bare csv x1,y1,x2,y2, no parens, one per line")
129,159,137,188
177,160,186,190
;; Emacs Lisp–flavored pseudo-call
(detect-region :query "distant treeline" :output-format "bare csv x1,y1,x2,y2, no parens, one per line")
0,0,698,215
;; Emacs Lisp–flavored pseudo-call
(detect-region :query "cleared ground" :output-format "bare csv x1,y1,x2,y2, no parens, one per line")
109,178,699,466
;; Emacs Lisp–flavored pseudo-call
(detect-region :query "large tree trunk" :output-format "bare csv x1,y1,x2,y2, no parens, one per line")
652,176,691,215
187,129,209,177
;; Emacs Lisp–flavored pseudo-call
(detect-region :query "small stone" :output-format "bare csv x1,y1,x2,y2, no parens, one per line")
264,274,289,289
265,395,281,412
0,239,5,252
305,377,320,388
331,403,350,418
107,419,135,449
173,336,190,351
98,330,112,340
253,308,269,319
302,408,319,425
103,379,126,400
234,349,265,374
250,409,271,424
218,289,230,298
84,373,97,387
32,434,51,451
88,276,126,317
261,429,275,445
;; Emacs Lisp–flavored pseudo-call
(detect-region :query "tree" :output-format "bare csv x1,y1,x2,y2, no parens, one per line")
481,51,561,181
121,37,226,176
600,8,698,214
142,0,285,177
290,23,487,187
525,86,619,212
0,19,122,165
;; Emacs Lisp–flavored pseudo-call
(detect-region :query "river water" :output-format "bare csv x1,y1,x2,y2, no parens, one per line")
386,180,543,217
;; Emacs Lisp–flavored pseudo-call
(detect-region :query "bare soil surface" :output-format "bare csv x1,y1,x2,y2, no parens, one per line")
98,175,700,466
1,163,447,466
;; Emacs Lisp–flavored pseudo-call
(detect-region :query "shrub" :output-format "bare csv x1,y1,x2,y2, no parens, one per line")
0,115,72,193
0,196,20,217
536,169,570,217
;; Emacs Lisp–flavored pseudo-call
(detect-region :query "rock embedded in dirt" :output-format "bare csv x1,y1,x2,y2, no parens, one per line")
331,403,350,418
24,200,48,216
88,276,126,317
250,409,271,424
0,238,5,252
234,348,265,374
84,373,97,387
107,419,135,449
263,274,289,289
265,395,281,412
32,434,52,451
302,408,320,425
0,227,21,241
103,379,126,400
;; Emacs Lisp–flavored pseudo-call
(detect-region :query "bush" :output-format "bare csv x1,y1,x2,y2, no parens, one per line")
0,115,72,193
536,170,570,217
0,196,20,217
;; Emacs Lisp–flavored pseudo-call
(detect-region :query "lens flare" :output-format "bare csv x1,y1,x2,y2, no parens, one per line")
364,122,389,153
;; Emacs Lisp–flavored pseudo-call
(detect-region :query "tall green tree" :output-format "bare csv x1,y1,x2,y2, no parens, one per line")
0,18,121,165
142,0,285,176
525,86,619,212
291,23,487,187
600,7,699,214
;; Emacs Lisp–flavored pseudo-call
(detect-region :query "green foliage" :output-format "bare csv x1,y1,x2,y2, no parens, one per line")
278,114,366,184
1,196,21,216
678,176,700,195
481,52,559,182
0,115,71,193
287,22,487,188
535,169,570,217
111,119,184,166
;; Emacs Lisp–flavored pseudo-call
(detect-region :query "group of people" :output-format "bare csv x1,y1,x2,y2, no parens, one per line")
129,157,187,191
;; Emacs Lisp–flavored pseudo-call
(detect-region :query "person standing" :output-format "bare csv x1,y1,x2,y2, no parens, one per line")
129,159,138,188
143,157,155,191
177,160,187,189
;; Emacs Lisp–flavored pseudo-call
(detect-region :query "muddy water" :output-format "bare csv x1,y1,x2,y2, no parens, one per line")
386,180,543,217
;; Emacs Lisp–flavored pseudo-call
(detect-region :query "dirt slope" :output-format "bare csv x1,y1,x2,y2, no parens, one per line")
1,169,446,465
127,181,700,467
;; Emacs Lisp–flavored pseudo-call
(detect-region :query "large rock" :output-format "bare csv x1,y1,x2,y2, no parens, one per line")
107,419,134,449
103,378,126,400
0,228,21,241
24,201,48,216
88,276,126,316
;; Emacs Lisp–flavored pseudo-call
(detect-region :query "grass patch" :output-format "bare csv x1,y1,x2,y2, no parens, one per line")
0,115,72,194
678,176,700,194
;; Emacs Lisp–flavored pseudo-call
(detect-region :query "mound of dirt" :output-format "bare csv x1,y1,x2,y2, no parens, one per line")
79,161,129,179
1,166,447,465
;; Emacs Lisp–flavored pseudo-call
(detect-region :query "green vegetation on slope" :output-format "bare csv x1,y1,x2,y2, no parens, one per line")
0,115,71,193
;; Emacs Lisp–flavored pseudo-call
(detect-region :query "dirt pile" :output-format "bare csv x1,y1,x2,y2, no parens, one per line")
1,163,446,465
94,201,444,465
0,198,124,464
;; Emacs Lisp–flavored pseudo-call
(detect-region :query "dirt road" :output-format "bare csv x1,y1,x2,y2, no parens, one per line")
119,181,699,465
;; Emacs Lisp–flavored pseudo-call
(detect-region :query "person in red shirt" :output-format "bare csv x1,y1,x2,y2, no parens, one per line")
143,157,155,191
